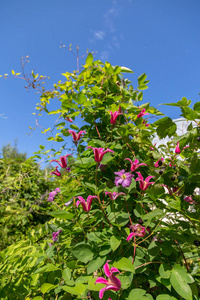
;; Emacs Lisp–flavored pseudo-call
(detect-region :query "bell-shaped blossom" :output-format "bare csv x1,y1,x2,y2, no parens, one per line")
184,196,194,204
68,130,86,142
50,166,61,177
87,147,114,163
114,170,134,188
66,116,73,122
109,110,123,124
135,172,155,191
51,154,71,168
125,158,147,172
127,224,146,241
47,188,61,202
95,261,121,299
154,158,164,168
175,142,181,154
50,230,62,246
142,119,150,127
76,195,97,212
137,108,149,118
105,191,126,201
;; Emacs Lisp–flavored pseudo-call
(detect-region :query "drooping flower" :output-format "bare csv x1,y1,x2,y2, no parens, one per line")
50,230,62,246
109,110,123,124
142,119,150,127
47,188,61,202
87,147,114,163
50,166,61,177
135,172,155,191
114,170,134,188
137,108,149,118
50,154,71,168
184,196,194,204
154,158,164,168
125,158,147,172
76,195,97,212
66,116,73,122
175,142,181,154
68,130,86,143
66,167,71,173
105,191,126,201
95,261,121,299
127,224,146,241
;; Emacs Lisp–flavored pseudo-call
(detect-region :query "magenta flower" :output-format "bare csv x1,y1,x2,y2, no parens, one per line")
109,110,123,124
175,142,181,154
47,188,61,202
127,224,146,241
125,158,147,172
50,154,71,168
154,158,164,168
50,230,62,246
66,116,73,122
142,119,150,127
114,170,134,188
50,166,61,177
76,195,97,212
105,191,126,201
68,130,86,142
135,172,155,191
87,147,114,163
95,261,121,299
184,196,194,204
137,108,149,118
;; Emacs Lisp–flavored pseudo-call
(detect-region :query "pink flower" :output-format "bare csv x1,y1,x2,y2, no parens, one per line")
50,166,61,177
105,191,126,201
68,130,86,142
142,119,150,127
135,172,155,191
137,108,149,118
76,195,97,212
184,196,194,204
125,158,147,172
109,110,123,124
87,147,114,163
114,170,134,188
127,224,146,241
154,158,164,168
66,117,73,122
50,230,62,246
95,261,121,299
47,188,61,202
175,142,181,154
50,154,71,168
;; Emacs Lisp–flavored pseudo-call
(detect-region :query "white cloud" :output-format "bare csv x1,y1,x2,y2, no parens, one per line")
100,50,110,61
94,30,105,40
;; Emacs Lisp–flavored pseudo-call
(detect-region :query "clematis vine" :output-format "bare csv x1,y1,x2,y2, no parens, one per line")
95,261,121,299
184,196,194,204
125,158,147,172
109,110,123,124
154,158,164,168
127,224,146,241
142,119,150,127
137,108,149,118
76,195,97,212
87,147,114,163
175,142,181,154
47,188,61,202
51,154,71,168
65,116,73,122
50,230,62,246
68,130,86,143
135,172,155,191
105,191,126,201
50,166,61,177
114,170,134,188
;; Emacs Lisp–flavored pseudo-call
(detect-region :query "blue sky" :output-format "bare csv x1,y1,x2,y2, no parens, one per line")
0,0,200,160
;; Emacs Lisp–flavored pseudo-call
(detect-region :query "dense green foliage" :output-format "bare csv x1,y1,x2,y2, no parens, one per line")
0,55,200,300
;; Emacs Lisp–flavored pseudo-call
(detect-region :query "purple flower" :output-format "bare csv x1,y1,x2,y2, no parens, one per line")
47,188,60,202
184,196,194,204
65,197,74,207
114,170,134,187
127,224,146,241
135,172,155,191
76,195,98,212
66,167,71,172
50,230,62,246
125,158,147,172
109,110,123,124
95,261,121,299
87,147,114,163
50,154,71,168
105,191,126,201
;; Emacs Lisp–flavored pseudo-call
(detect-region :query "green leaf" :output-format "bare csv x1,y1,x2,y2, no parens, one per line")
110,236,121,251
62,268,71,283
70,124,79,130
121,66,134,73
113,257,135,273
143,209,164,221
170,265,193,300
32,297,43,300
156,295,173,300
47,211,74,220
159,264,171,279
87,256,106,274
138,84,148,90
154,117,177,138
85,53,93,66
41,283,57,294
62,283,86,295
181,106,199,120
77,91,87,104
128,289,146,300
193,101,200,112
138,73,147,85
71,244,94,263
